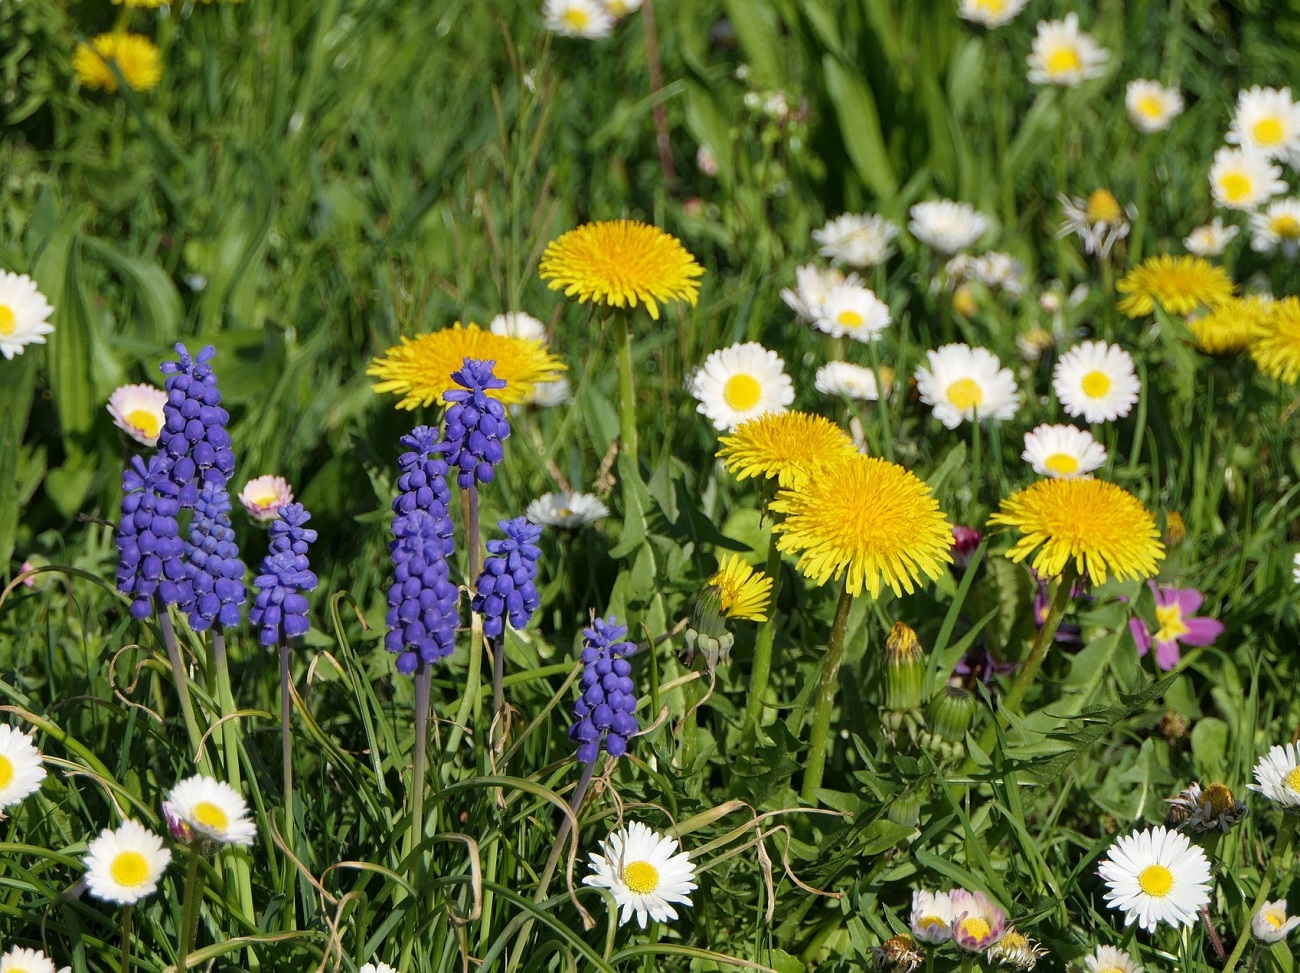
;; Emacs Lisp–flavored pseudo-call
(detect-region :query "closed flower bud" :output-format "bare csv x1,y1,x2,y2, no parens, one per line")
928,685,977,741
683,585,735,671
884,621,926,712
1165,511,1187,549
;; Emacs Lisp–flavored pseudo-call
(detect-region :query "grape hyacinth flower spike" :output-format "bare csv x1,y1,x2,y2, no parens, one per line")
158,343,235,504
570,616,639,764
179,482,247,632
440,358,511,489
250,503,319,647
116,454,186,618
472,516,542,735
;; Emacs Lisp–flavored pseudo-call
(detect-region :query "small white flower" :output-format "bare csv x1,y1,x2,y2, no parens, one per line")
1026,14,1109,87
602,0,642,16
812,213,900,268
910,889,955,943
814,361,892,401
543,0,614,39
164,774,257,847
488,312,547,343
813,283,892,342
583,821,697,928
1082,945,1143,973
238,475,294,524
358,964,400,973
1293,551,1300,584
1226,86,1300,160
106,383,168,448
0,947,68,973
1058,191,1133,260
1053,340,1140,423
1125,80,1184,134
780,264,860,322
1184,217,1240,257
528,376,573,408
1248,742,1300,808
969,251,1026,296
1210,147,1287,211
1097,825,1212,931
0,271,55,361
1021,424,1107,478
957,0,1030,29
1249,198,1300,258
914,343,1019,429
1253,900,1300,943
84,819,171,905
525,491,609,528
687,342,794,432
696,145,719,177
0,724,47,809
909,200,993,254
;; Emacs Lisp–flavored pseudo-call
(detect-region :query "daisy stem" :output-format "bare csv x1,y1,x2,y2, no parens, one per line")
969,420,983,521
801,584,856,803
999,565,1077,716
177,847,205,971
279,641,296,926
743,529,784,732
1223,814,1297,973
613,314,639,469
120,904,132,973
155,597,206,771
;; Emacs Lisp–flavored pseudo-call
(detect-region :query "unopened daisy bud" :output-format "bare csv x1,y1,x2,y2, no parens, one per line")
928,685,977,742
952,282,978,318
911,890,955,943
870,934,923,973
884,621,926,712
1165,511,1187,549
683,585,735,671
1253,899,1300,942
987,929,1046,971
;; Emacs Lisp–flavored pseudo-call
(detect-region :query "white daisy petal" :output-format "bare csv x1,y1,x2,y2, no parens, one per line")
1052,340,1140,423
1226,86,1300,159
528,376,573,407
238,475,294,523
1184,217,1240,257
1097,826,1212,932
781,264,862,322
0,946,64,973
687,342,794,432
1126,80,1184,134
582,821,697,928
814,361,892,402
813,283,892,342
1249,198,1300,258
914,343,1020,429
164,774,258,846
0,271,56,361
106,383,168,448
812,213,899,268
908,200,993,254
525,491,609,528
957,0,1030,29
358,964,401,973
543,0,615,39
1248,742,1300,808
1021,424,1107,478
489,312,547,343
84,820,171,905
0,723,47,809
1253,899,1300,943
911,889,956,943
1026,13,1109,87
1210,146,1287,211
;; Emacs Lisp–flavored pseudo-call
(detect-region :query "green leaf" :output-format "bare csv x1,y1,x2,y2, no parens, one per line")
822,55,897,199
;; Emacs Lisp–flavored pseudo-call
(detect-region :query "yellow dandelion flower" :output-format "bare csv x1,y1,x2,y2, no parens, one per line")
988,478,1165,586
73,34,163,93
770,454,953,598
708,554,773,621
1116,255,1234,318
1188,295,1275,356
716,411,857,488
539,219,704,320
1250,296,1300,383
367,323,566,409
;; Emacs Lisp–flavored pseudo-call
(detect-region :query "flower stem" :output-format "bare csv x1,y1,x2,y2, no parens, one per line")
278,641,297,927
1223,815,1297,973
969,420,983,521
743,528,784,731
1001,565,1076,715
176,848,205,971
613,314,639,469
404,662,433,889
801,584,856,803
154,598,205,770
119,905,133,973
866,338,893,462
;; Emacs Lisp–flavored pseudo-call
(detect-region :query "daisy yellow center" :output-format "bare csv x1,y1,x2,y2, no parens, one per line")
559,507,573,518
975,0,1006,12
1154,603,1189,642
1285,767,1300,793
1098,967,1125,973
1138,95,1164,119
1002,932,1028,950
249,487,280,508
1045,453,1079,476
1267,913,1285,930
0,754,12,788
192,800,229,832
918,915,947,931
622,860,659,895
1253,117,1284,145
1220,172,1253,204
1271,215,1300,239
959,917,991,940
1046,46,1083,76
126,408,161,440
0,304,15,336
1203,783,1235,815
1087,189,1122,224
946,377,984,410
723,373,763,412
110,850,150,887
563,7,590,29
1138,864,1174,897
837,309,865,329
1081,370,1111,398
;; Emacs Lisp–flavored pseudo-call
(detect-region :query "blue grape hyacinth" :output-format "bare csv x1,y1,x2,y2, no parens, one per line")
180,482,247,631
440,358,511,489
158,343,235,505
393,426,454,550
386,510,460,674
116,454,186,619
250,503,318,646
569,616,639,764
471,517,542,640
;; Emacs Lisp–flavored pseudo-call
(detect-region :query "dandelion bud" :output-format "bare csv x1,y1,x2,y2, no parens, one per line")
884,621,926,712
927,685,977,742
1165,511,1187,549
683,585,735,671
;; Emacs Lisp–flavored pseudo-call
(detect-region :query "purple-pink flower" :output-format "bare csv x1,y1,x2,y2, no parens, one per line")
1129,583,1223,671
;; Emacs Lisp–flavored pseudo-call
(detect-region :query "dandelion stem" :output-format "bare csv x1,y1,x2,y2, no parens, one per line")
613,314,639,468
155,598,205,770
999,565,1076,716
278,641,297,926
1223,815,1297,973
743,528,784,732
801,584,856,803
119,905,132,973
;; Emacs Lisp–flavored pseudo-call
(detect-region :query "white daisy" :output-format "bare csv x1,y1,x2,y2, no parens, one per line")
910,889,955,943
969,251,1026,296
528,376,572,407
583,820,697,928
164,774,257,846
543,0,614,39
1097,825,1212,931
1053,340,1140,423
1226,86,1300,160
358,964,400,973
238,475,294,524
602,0,642,17
1058,190,1133,260
525,491,609,528
1209,147,1287,211
84,819,171,905
105,383,168,448
1254,900,1300,943
1082,945,1143,973
1248,742,1300,808
0,724,47,809
780,264,860,322
1294,551,1300,584
813,283,892,342
0,947,68,973
815,361,892,401
812,213,899,268
488,312,547,343
1250,198,1300,257
1026,14,1109,87
1184,217,1240,258
957,0,1030,29
914,344,1019,429
1125,80,1184,134
908,200,993,254
1021,424,1107,479
0,271,55,361
687,342,794,432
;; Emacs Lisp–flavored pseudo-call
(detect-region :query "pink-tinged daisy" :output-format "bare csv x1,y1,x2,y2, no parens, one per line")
238,475,294,523
950,889,1007,951
910,889,955,943
1128,583,1224,671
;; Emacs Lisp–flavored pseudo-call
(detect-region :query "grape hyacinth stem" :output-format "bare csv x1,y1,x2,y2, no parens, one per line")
278,641,297,925
404,662,434,889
